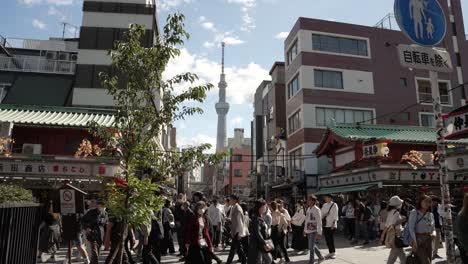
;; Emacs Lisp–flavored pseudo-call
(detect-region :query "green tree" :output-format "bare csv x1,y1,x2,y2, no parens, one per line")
87,14,225,262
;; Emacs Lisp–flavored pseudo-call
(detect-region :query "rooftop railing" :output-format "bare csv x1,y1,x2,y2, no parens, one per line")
0,55,76,75
2,37,78,52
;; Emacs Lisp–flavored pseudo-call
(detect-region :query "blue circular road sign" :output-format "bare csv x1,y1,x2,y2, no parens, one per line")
394,0,447,46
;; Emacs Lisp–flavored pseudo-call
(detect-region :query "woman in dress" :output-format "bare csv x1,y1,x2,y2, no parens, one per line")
380,196,406,264
185,201,213,264
247,199,272,264
291,200,307,252
408,195,436,264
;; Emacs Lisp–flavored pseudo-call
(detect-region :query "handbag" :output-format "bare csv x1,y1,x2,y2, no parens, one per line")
385,226,396,248
394,236,406,248
264,239,275,252
405,253,419,264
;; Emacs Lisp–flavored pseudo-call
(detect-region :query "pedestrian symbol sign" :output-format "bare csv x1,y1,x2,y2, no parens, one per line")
394,0,447,46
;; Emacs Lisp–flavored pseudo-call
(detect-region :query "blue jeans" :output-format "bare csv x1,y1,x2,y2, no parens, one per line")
307,233,323,264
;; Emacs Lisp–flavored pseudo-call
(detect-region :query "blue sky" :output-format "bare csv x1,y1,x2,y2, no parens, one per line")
2,0,468,152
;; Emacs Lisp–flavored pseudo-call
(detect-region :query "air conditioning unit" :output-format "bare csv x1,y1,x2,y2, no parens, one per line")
22,144,42,155
46,51,58,60
59,52,70,61
70,54,78,61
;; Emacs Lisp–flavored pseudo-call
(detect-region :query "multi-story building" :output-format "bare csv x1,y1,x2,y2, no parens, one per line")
282,0,467,195
226,128,252,199
0,0,175,201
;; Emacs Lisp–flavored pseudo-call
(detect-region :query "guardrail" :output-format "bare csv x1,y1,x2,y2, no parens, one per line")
3,38,78,52
0,55,76,74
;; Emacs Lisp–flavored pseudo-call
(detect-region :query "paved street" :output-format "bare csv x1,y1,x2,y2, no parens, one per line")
47,235,448,264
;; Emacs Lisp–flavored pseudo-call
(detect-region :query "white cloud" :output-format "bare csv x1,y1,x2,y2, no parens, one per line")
48,6,68,21
18,0,42,5
231,117,244,126
198,17,245,49
226,0,256,32
164,48,270,104
46,0,74,5
201,22,216,32
156,0,191,11
222,36,245,45
274,32,289,40
32,19,47,30
178,133,216,153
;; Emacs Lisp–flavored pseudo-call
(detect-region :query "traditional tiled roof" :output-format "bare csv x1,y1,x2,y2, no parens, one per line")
0,105,116,127
315,123,468,156
330,124,468,144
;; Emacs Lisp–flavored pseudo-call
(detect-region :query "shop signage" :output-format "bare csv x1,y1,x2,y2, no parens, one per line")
59,189,76,214
401,170,439,181
398,45,452,73
362,142,390,159
0,160,120,178
446,154,468,171
443,109,468,139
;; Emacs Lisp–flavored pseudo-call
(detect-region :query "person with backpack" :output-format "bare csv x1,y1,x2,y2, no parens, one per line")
352,198,371,245
321,194,339,259
408,195,436,264
81,200,108,264
380,196,406,264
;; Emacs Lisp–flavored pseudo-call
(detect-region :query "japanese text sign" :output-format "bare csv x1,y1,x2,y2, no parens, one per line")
398,45,452,73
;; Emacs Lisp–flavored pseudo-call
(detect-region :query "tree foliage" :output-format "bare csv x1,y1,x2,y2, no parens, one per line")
0,184,33,204
86,13,225,232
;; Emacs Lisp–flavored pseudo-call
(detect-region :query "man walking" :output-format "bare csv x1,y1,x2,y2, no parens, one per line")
207,197,224,250
304,194,324,264
226,194,247,264
321,194,339,259
81,200,108,264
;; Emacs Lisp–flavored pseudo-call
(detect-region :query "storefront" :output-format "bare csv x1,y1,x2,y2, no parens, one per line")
314,123,468,202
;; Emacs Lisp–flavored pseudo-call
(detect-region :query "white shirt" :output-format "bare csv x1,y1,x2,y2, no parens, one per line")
207,204,223,226
385,209,402,230
321,202,339,228
304,206,322,235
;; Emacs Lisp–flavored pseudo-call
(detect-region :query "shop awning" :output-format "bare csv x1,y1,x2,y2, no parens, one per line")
0,105,116,127
315,183,380,195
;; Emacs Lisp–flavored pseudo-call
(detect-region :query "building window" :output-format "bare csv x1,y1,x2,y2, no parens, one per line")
312,33,368,57
417,79,451,105
289,148,303,173
234,169,242,177
233,155,242,162
400,78,407,88
420,113,435,127
316,107,373,127
314,69,343,89
287,75,300,99
287,41,298,65
288,110,302,134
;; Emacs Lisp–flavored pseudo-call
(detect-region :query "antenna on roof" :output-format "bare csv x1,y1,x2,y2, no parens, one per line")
60,22,79,38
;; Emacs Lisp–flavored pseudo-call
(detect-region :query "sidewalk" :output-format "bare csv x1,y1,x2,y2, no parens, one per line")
47,235,448,264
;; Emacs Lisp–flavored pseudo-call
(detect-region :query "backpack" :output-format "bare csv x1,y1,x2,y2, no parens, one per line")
402,210,427,246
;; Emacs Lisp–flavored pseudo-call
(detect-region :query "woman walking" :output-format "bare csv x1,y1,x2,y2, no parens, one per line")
247,199,273,264
270,201,290,263
380,196,406,264
408,195,436,264
456,193,468,264
291,200,307,252
39,202,61,263
185,201,213,264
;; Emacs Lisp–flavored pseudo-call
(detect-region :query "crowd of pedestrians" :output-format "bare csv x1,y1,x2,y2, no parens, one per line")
36,192,468,264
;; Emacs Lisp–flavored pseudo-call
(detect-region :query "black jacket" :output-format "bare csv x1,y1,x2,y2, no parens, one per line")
247,217,268,264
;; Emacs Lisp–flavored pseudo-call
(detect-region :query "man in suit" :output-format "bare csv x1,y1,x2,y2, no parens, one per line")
226,194,247,264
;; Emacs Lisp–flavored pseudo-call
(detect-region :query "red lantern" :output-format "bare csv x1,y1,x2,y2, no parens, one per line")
421,185,429,193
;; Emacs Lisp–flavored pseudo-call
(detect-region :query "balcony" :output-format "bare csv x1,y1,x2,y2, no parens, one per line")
0,55,76,75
